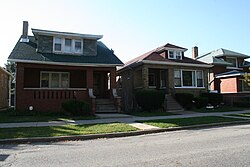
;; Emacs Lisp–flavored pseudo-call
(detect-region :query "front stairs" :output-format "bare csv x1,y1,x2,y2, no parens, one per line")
165,94,184,111
96,98,118,113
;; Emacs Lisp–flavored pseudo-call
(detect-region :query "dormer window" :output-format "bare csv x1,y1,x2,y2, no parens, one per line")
226,57,237,68
53,37,83,54
168,50,182,60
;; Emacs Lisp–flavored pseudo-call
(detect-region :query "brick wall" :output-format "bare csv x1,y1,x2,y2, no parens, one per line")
220,77,238,93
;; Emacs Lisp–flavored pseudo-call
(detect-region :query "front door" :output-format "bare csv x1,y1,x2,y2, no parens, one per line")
93,71,109,98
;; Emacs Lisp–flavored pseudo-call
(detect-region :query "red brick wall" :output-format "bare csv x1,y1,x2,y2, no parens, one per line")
220,77,237,93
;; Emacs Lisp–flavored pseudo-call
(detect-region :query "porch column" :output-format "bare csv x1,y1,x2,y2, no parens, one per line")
86,69,93,88
142,66,149,88
110,68,116,89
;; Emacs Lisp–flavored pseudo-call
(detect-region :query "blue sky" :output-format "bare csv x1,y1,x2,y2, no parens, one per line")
0,0,250,66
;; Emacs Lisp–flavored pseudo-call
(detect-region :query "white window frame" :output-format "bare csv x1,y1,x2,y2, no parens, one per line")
40,71,70,88
168,50,182,60
174,69,204,88
53,37,83,54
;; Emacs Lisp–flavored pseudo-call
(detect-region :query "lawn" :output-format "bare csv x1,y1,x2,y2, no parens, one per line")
192,106,249,113
129,111,178,117
0,123,138,139
228,113,250,118
138,116,244,128
0,110,97,123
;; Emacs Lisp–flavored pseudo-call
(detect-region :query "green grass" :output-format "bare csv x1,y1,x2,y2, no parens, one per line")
138,116,244,128
192,106,249,113
0,110,97,123
128,111,178,117
0,123,138,139
228,113,250,118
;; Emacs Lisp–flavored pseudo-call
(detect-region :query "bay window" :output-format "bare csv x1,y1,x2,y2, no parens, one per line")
174,69,204,88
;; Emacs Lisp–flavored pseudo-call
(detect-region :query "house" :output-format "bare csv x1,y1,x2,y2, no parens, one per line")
195,47,250,93
118,44,211,112
8,21,123,113
0,67,13,109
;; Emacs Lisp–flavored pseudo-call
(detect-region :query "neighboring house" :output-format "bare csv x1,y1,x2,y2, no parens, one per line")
0,67,13,109
195,47,250,93
8,21,123,113
118,44,211,112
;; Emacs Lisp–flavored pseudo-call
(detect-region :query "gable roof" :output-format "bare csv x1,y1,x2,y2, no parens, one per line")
119,43,209,71
8,36,123,67
197,48,250,65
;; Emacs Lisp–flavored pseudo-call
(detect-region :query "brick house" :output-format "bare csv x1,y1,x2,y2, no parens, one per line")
195,47,250,93
118,44,211,112
0,67,13,109
8,21,123,113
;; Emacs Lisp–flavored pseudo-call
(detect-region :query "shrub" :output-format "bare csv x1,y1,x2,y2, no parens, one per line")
194,97,209,109
135,89,165,111
62,100,91,116
233,101,250,107
201,93,223,106
175,93,194,109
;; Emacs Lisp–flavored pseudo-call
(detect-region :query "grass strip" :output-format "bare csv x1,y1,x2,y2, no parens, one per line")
192,107,248,113
138,116,245,128
228,113,250,118
0,123,138,139
129,111,178,117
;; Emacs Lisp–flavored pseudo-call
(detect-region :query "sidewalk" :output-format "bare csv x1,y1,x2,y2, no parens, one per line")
0,110,249,129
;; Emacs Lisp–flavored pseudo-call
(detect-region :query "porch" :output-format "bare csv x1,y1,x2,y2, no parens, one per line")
15,63,121,113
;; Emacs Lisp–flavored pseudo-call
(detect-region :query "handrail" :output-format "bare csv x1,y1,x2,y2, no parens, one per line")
88,88,96,98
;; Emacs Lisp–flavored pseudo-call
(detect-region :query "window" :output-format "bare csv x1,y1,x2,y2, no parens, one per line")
53,37,83,54
227,57,237,68
40,72,69,88
174,70,204,88
65,39,72,52
54,38,62,51
160,70,166,88
240,79,250,92
174,70,181,87
168,50,182,60
148,73,156,87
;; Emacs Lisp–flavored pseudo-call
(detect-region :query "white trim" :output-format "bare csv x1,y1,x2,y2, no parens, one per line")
32,28,103,40
226,67,243,70
142,60,212,68
168,50,182,60
174,69,204,88
8,59,123,67
24,88,87,90
157,47,188,52
215,73,246,79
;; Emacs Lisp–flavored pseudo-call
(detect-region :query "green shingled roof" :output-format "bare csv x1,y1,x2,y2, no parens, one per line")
8,36,123,66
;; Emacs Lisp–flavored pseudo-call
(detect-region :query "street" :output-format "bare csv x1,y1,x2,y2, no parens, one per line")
1,124,250,167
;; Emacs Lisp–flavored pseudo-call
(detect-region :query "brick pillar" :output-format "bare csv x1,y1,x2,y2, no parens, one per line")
16,63,24,110
142,66,149,88
110,68,116,89
86,68,93,88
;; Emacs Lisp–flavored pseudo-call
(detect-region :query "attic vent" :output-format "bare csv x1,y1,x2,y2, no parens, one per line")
20,21,29,43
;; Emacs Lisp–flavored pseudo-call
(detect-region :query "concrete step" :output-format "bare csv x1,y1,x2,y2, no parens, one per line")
96,109,118,113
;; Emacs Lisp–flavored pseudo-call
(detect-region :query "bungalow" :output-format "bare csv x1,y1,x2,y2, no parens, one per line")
195,47,250,93
8,21,123,113
118,44,211,112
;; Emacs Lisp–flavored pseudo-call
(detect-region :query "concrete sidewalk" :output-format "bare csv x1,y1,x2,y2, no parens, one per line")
0,110,249,129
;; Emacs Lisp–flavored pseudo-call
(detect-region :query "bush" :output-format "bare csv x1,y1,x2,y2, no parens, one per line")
194,97,209,109
233,101,250,107
62,100,91,116
175,93,194,109
135,89,165,111
201,93,223,106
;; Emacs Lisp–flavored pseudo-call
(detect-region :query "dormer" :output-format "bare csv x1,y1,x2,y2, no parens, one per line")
32,28,103,56
158,43,187,60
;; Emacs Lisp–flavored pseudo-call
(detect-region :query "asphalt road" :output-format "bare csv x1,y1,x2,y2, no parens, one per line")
1,124,250,167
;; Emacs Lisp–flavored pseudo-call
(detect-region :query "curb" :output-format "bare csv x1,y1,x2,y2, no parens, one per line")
0,120,250,144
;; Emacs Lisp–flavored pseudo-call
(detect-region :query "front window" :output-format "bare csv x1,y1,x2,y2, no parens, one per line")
169,51,174,59
148,73,156,87
75,40,82,53
40,72,70,88
65,39,72,52
174,70,204,88
160,70,166,88
240,79,250,92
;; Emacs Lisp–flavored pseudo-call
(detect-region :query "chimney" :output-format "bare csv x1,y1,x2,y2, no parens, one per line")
20,21,29,42
192,46,198,59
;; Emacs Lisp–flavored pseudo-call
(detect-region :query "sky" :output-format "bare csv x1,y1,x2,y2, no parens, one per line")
0,0,250,67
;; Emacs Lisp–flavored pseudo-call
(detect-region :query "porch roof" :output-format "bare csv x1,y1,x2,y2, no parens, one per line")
8,36,123,66
215,70,246,79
